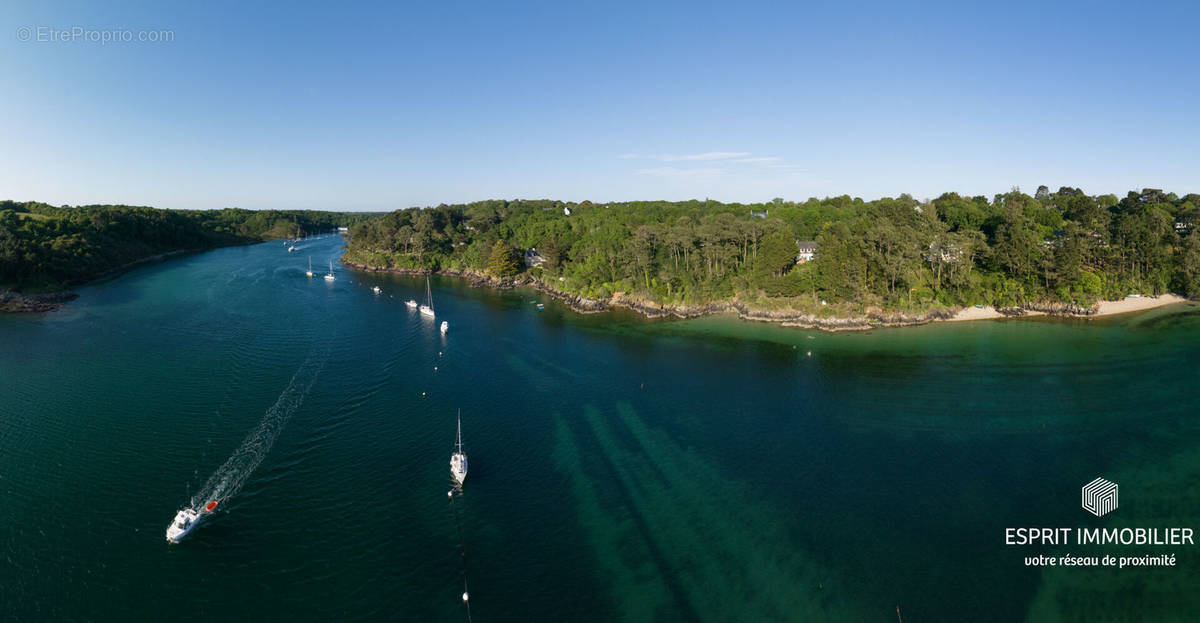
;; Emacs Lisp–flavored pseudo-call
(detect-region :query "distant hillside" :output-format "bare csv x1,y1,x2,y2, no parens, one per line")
0,201,376,291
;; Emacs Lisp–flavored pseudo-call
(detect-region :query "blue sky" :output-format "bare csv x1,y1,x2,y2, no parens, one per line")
2,0,1197,210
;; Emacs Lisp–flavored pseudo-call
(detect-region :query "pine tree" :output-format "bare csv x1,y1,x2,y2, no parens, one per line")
487,240,520,278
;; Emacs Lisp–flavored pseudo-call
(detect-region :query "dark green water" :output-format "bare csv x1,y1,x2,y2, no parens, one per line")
2,237,1199,621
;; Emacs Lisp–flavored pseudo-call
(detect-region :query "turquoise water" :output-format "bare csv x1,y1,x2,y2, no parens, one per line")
2,237,1198,621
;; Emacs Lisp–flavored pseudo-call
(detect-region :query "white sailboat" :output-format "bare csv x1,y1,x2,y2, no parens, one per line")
419,277,436,318
306,257,314,278
450,410,468,485
324,260,336,281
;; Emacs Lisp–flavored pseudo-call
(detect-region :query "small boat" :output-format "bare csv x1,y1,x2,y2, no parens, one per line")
440,320,449,334
419,277,436,318
536,303,545,310
372,286,382,295
166,499,218,543
324,260,336,281
405,299,418,309
450,410,467,485
288,245,295,253
306,257,314,278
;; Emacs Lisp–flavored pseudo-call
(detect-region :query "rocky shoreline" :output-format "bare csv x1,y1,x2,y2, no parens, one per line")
0,290,80,313
340,260,1042,331
343,259,1193,331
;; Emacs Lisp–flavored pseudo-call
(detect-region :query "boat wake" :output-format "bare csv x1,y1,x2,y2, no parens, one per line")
189,349,328,512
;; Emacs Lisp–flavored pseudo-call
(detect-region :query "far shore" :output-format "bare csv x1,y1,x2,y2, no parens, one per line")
342,259,1193,332
1,245,249,313
947,294,1187,323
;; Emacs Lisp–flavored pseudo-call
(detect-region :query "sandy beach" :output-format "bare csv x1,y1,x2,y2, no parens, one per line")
1092,294,1187,315
949,294,1187,323
946,306,1017,322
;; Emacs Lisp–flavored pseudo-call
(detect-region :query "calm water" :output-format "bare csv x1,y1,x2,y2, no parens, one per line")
2,237,1199,621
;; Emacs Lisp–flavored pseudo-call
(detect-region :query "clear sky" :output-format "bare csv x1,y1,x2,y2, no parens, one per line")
2,0,1197,211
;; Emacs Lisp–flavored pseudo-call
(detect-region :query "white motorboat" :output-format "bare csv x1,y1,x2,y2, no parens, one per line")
324,260,336,281
166,499,218,543
372,286,382,294
405,299,418,309
288,245,295,253
450,411,467,485
440,320,449,334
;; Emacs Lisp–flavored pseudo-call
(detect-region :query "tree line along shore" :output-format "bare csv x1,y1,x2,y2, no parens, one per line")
0,201,372,311
4,189,1198,322
344,188,1199,325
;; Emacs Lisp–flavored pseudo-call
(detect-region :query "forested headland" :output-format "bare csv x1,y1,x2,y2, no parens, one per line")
345,187,1200,317
0,201,373,293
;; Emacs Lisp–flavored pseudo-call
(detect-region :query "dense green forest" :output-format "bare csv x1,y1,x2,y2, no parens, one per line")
345,187,1200,312
0,201,374,290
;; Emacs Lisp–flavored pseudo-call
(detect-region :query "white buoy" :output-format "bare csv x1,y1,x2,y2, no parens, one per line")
422,391,426,397
462,592,469,602
807,351,812,356
434,366,438,371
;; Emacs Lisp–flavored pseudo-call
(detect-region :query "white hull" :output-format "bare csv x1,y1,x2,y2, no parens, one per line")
166,508,202,543
324,275,335,281
440,321,449,334
372,286,382,294
405,300,418,308
451,411,467,485
451,452,468,485
419,305,435,318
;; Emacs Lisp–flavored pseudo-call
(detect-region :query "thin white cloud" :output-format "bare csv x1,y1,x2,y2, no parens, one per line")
638,166,720,176
623,151,803,180
620,151,751,162
664,151,750,162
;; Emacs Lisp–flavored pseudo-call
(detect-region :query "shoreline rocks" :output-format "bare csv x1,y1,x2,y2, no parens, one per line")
343,260,1192,331
340,260,986,331
0,290,80,313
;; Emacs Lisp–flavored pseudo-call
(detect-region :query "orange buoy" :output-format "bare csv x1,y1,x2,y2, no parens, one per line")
204,500,219,512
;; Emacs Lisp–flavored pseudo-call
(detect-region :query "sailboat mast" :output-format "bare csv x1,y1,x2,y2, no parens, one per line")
456,409,463,452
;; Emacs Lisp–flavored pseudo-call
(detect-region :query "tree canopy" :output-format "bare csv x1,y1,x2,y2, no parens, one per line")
344,189,1200,311
0,201,374,290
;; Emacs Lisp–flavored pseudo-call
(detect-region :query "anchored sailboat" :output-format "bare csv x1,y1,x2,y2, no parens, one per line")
419,277,436,317
450,410,468,485
306,257,314,278
324,260,336,281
